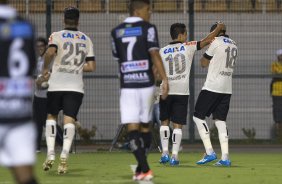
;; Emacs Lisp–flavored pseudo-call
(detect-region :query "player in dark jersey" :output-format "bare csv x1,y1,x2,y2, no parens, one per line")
0,1,38,184
111,0,168,181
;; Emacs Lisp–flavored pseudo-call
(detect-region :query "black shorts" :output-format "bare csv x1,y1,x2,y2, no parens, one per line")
272,96,282,123
194,90,231,121
47,91,83,119
159,95,189,125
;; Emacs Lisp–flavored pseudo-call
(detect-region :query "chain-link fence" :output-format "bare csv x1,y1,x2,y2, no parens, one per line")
10,0,282,142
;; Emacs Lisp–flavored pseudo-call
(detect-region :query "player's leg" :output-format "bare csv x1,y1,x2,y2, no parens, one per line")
213,94,231,166
135,87,155,181
43,92,61,171
10,166,38,184
33,96,47,152
169,95,188,166
170,123,182,166
1,123,38,184
58,92,83,174
193,90,217,164
159,96,170,163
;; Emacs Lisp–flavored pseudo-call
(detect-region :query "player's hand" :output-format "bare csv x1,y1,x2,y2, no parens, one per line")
36,71,50,89
216,21,226,31
161,79,169,100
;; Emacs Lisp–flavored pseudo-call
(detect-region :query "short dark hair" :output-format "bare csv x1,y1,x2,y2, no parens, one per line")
128,0,150,15
36,37,48,46
64,6,80,26
210,22,226,35
170,23,186,40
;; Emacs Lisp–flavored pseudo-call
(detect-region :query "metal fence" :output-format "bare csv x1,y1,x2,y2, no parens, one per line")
10,0,282,141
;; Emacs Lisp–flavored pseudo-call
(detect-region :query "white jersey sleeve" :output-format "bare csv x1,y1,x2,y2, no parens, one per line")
47,30,94,93
160,41,199,95
202,36,238,94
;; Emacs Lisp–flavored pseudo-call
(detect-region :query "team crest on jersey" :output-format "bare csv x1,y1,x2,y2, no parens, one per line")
121,60,149,73
116,27,142,38
164,45,185,54
62,33,86,40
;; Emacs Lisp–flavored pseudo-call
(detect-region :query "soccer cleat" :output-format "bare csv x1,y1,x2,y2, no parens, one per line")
132,172,141,181
170,157,180,166
135,170,153,181
57,158,68,174
43,154,55,171
159,154,170,164
196,152,217,165
214,159,231,167
42,160,54,171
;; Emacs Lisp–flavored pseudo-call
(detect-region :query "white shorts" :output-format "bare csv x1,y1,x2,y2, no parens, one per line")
0,122,36,167
120,86,155,124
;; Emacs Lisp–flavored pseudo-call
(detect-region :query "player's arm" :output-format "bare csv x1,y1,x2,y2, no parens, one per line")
83,38,96,72
150,50,169,100
83,60,96,72
42,46,56,76
199,22,225,49
200,54,211,68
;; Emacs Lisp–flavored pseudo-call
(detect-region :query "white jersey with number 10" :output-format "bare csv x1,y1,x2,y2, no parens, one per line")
203,36,238,94
160,41,198,95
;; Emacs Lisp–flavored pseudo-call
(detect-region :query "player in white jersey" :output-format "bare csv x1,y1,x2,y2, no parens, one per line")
40,7,96,174
158,22,225,166
193,23,238,167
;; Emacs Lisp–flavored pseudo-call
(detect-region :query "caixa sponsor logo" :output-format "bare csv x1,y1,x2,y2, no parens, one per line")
121,60,149,73
164,45,185,54
0,78,33,96
62,32,86,40
223,38,236,45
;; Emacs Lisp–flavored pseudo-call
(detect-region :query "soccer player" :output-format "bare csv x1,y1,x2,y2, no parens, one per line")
159,22,225,166
41,6,96,174
111,0,169,181
0,1,38,184
33,37,64,152
193,23,238,167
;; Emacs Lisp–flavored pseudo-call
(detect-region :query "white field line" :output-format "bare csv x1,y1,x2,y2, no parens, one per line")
130,165,154,184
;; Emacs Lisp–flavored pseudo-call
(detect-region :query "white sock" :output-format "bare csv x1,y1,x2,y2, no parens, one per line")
215,120,229,160
45,120,56,159
172,128,182,159
193,116,214,155
61,123,75,159
160,125,170,154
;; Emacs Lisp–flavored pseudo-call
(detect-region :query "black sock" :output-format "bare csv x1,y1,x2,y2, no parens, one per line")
141,132,152,155
128,130,150,173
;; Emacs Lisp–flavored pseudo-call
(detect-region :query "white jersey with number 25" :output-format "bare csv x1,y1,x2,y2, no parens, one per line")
48,30,95,93
203,36,238,94
160,41,198,95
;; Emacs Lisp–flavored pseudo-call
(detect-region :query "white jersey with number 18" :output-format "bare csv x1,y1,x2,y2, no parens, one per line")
203,36,238,94
160,41,199,95
48,29,95,93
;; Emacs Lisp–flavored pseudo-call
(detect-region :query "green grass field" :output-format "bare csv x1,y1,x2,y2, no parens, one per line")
0,151,281,184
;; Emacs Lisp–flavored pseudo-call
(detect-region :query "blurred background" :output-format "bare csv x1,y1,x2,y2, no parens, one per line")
10,0,282,145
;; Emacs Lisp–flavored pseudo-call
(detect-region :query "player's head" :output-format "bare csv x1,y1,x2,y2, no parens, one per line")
170,23,187,42
0,0,8,4
128,0,151,22
64,6,80,27
210,22,226,36
277,49,282,61
36,37,48,56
